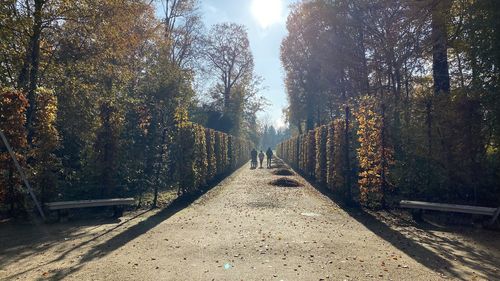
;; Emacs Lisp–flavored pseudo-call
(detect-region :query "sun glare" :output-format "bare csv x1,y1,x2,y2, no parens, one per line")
251,0,283,29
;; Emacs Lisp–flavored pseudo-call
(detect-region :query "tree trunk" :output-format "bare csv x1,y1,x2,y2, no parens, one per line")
306,111,314,131
431,0,451,95
8,165,15,214
425,100,433,190
152,126,168,208
22,0,45,141
352,0,370,95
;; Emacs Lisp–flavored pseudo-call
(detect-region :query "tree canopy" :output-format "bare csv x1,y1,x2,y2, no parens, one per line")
280,0,500,206
0,0,264,215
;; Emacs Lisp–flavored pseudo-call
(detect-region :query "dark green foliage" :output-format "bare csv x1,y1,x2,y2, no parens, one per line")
205,129,216,181
306,130,316,178
93,102,121,198
31,88,60,203
326,120,349,197
214,132,224,175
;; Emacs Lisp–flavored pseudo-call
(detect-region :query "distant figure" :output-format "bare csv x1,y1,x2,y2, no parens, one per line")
266,147,273,168
251,148,258,169
258,150,265,168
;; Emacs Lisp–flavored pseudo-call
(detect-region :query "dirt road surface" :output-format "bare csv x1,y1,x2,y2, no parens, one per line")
1,160,499,280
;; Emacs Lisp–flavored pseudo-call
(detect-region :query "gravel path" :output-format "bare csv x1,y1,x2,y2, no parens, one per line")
1,160,498,280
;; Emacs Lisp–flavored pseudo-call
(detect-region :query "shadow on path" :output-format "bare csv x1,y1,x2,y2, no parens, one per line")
44,173,239,280
279,157,500,280
0,215,121,269
2,170,238,281
3,193,207,281
337,205,500,280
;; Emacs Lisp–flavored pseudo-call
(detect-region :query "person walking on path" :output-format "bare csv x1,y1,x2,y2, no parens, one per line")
258,150,265,168
251,148,258,169
266,147,273,168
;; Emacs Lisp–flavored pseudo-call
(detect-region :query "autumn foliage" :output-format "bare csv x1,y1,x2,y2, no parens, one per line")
0,88,252,214
279,0,500,208
0,89,28,209
277,96,394,208
0,1,262,216
354,96,394,208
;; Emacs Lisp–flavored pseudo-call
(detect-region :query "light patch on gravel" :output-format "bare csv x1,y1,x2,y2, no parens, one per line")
300,212,321,217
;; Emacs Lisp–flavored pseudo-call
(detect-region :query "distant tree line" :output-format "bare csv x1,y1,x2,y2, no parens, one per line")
280,0,500,206
0,0,261,216
259,124,290,150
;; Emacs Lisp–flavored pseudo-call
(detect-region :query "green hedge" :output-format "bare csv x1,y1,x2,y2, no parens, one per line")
277,120,353,199
175,122,251,195
205,128,216,180
329,120,348,197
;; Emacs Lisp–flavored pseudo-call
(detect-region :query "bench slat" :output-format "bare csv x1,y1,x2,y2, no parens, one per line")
400,200,497,216
46,198,135,210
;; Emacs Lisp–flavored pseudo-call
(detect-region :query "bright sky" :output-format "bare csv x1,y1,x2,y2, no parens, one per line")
158,0,295,129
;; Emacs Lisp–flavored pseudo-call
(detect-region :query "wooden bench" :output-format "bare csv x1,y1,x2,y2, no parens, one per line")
400,200,500,226
45,198,135,220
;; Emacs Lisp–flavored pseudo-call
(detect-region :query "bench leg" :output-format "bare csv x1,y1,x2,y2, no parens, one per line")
411,209,424,222
113,206,124,218
58,210,69,222
488,208,500,226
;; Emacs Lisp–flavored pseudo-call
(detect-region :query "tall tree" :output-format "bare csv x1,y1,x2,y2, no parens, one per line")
18,0,45,135
202,23,263,135
160,0,203,68
431,0,452,95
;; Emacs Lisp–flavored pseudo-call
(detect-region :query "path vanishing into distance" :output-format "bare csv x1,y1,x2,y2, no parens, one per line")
1,159,499,281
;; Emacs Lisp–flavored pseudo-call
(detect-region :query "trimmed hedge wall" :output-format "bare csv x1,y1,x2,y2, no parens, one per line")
175,122,252,195
205,128,216,180
277,100,393,208
315,125,328,184
277,119,354,201
354,96,394,208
